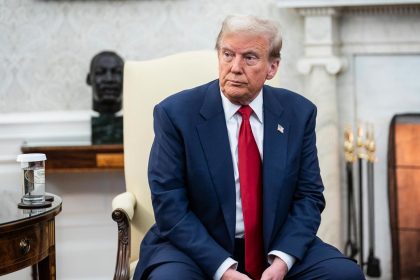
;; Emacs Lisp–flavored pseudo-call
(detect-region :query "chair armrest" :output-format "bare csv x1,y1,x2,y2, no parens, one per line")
112,192,136,280
112,192,137,220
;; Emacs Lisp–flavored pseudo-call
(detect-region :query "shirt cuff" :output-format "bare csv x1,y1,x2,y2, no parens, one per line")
268,250,296,272
213,257,238,280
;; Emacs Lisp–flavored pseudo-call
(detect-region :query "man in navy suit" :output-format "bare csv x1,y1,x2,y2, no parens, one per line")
134,15,365,280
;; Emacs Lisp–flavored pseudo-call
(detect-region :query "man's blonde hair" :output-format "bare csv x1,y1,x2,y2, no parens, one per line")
215,15,282,60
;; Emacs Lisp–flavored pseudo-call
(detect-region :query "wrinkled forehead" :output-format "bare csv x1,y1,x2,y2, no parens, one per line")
219,31,271,54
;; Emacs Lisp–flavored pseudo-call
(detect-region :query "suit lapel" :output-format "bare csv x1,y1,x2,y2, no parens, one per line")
196,81,236,244
195,83,291,250
262,86,290,251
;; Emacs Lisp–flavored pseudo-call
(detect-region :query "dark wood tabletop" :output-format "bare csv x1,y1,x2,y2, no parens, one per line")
0,192,62,279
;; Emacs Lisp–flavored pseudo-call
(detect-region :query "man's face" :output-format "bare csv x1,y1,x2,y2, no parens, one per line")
91,54,123,104
218,32,279,105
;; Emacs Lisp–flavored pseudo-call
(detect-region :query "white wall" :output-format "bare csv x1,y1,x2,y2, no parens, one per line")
0,0,304,114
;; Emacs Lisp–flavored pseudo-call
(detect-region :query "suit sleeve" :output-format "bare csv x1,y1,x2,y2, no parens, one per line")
270,106,326,261
148,104,231,277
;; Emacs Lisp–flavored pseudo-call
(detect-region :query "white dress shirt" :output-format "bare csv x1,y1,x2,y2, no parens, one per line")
213,89,295,280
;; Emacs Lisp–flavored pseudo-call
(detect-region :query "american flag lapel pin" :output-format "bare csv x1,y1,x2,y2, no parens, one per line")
277,124,284,134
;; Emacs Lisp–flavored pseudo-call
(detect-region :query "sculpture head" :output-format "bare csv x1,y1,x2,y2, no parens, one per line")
87,51,124,114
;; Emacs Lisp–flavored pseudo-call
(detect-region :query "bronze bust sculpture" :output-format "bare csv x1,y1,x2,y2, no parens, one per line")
87,51,124,144
87,51,124,114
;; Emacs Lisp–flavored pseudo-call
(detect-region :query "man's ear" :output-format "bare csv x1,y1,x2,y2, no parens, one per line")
266,59,280,80
86,73,91,85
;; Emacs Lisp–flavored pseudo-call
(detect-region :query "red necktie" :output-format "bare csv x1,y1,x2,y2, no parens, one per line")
238,105,264,280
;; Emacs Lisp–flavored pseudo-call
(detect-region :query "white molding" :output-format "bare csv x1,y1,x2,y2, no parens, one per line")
297,56,348,74
341,42,420,54
0,110,92,124
277,0,420,8
0,110,92,165
298,7,342,16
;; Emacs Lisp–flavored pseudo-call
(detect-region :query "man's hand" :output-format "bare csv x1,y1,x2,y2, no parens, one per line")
261,257,288,280
221,268,252,280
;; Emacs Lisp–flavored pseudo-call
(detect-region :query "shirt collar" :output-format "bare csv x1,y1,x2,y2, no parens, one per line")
220,89,263,124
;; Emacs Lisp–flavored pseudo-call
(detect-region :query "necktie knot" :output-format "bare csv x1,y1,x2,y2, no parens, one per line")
238,105,253,120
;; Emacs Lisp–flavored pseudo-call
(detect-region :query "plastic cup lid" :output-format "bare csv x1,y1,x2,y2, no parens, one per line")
16,153,47,162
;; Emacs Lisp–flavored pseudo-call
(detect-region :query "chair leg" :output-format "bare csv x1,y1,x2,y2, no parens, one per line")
112,209,131,280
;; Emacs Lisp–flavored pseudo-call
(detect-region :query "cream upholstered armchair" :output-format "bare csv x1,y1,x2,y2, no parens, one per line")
111,50,219,280
111,50,281,280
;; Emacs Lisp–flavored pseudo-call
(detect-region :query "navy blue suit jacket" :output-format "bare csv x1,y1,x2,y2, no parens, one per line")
134,80,344,279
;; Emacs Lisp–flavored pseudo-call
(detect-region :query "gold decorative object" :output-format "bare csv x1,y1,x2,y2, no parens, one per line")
344,126,356,163
365,123,376,163
357,124,367,159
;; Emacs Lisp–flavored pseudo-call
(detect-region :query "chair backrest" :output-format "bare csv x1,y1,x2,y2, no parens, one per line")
123,50,281,262
123,50,219,261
